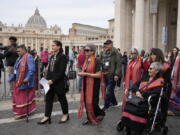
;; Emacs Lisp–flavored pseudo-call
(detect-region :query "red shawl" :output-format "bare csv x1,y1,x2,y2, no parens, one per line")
77,56,100,124
171,56,180,90
124,56,142,89
139,77,164,92
143,58,150,73
163,62,170,73
15,53,28,88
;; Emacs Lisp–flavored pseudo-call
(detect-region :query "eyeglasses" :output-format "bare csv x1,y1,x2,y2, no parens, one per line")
84,49,91,52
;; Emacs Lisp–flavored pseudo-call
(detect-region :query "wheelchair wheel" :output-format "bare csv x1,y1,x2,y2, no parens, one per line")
162,126,168,135
116,120,124,132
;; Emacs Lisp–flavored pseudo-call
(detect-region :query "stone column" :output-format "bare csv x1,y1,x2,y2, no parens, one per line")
134,0,145,50
25,37,27,47
114,0,126,50
152,14,157,48
177,0,180,48
36,37,38,53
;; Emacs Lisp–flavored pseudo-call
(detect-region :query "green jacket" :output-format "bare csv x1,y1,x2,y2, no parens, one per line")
100,47,122,78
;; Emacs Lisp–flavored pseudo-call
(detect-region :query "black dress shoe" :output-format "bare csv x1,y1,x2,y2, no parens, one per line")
82,120,90,125
37,118,51,125
102,106,109,112
97,115,104,121
58,115,69,124
116,120,124,132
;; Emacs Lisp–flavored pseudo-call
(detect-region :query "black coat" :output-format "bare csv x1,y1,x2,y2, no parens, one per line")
0,52,5,69
46,52,67,95
4,44,18,66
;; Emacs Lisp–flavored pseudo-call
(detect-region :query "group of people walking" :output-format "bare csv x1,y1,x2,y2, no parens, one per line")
0,36,179,134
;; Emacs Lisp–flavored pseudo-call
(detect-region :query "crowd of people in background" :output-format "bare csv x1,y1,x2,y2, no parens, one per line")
0,36,180,134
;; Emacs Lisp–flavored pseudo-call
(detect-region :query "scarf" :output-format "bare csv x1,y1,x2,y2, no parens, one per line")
125,56,142,89
139,77,164,92
77,55,100,124
15,53,28,88
171,55,180,90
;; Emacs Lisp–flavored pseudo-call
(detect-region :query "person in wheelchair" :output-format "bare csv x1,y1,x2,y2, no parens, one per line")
118,62,165,135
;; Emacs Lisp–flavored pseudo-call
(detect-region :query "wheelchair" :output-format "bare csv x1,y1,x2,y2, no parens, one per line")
117,83,171,135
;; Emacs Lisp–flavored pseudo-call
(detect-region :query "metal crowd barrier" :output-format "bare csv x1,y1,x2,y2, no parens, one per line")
0,67,10,100
0,60,79,101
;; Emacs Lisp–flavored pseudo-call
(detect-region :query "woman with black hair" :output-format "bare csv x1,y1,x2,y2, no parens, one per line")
143,48,171,83
169,47,179,68
38,40,69,124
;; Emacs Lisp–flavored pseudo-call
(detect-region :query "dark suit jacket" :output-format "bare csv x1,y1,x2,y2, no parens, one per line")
46,52,67,95
0,52,5,69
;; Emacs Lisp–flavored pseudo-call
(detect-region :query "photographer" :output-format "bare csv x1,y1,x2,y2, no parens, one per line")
0,43,5,84
100,40,122,111
1,36,18,90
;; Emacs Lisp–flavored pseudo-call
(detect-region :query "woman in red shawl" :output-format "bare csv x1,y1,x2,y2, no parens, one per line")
123,48,143,108
169,47,179,69
78,43,105,125
168,50,180,116
143,48,171,81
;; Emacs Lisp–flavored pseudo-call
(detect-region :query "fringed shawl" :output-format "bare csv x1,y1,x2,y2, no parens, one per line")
125,56,142,89
15,53,28,88
77,56,101,124
139,77,164,92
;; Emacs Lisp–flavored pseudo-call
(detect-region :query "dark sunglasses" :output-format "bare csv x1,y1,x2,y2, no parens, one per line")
84,49,91,52
150,53,155,55
149,67,154,70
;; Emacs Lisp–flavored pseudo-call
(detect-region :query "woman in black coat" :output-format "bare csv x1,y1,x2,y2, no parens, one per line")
38,40,69,124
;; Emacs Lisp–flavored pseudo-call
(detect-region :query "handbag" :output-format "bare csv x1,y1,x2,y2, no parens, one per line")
125,96,148,117
127,95,146,106
67,71,76,80
124,81,155,117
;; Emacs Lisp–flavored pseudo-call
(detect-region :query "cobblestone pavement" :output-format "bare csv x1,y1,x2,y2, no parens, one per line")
0,89,180,135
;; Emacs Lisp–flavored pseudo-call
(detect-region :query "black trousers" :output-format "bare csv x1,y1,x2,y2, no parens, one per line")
0,69,1,81
45,87,69,117
69,60,74,71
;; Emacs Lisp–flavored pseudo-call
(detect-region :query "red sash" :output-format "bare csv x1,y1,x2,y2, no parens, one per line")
163,62,170,73
125,56,142,89
171,56,180,89
139,77,164,92
15,53,28,88
77,56,100,124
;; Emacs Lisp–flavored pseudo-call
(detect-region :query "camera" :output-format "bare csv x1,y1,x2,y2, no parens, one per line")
102,59,111,72
0,45,10,50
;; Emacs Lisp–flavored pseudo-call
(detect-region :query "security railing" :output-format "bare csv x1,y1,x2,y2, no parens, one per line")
0,61,79,101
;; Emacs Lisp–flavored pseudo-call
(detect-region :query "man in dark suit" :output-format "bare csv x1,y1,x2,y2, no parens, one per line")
38,40,69,125
0,43,5,83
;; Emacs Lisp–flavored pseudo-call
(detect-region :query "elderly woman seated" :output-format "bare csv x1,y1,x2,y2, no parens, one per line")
121,62,164,135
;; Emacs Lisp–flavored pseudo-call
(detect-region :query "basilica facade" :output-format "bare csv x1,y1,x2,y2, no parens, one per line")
0,8,113,55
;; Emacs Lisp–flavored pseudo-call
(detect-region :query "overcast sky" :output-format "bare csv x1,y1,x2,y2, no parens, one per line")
0,0,114,34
